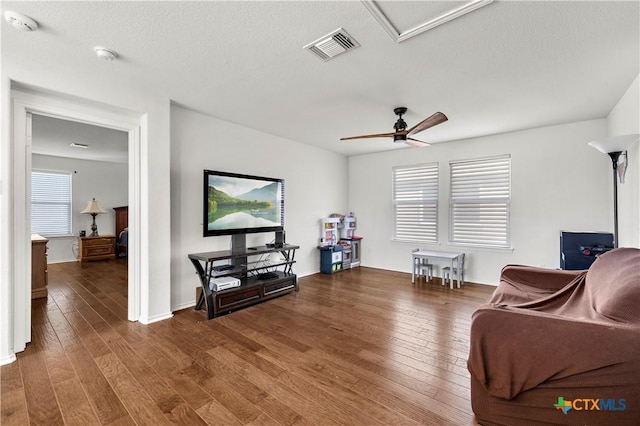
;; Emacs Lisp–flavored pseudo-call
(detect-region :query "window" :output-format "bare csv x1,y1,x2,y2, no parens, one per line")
31,170,72,236
449,155,511,248
393,163,439,243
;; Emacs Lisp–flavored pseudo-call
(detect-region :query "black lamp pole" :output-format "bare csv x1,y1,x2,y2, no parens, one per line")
608,151,622,248
89,213,99,237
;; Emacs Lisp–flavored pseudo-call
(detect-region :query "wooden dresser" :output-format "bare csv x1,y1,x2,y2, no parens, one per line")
78,235,116,262
31,234,49,299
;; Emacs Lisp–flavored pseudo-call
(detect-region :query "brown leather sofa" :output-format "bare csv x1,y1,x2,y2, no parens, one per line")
468,248,640,425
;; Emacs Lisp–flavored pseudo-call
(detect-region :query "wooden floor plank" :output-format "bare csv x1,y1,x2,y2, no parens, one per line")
94,352,171,425
0,362,29,425
0,388,30,426
17,345,65,425
206,344,342,426
53,377,102,425
2,259,495,426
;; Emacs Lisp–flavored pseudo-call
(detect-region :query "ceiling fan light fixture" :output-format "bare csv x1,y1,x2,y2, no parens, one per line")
340,107,446,148
393,134,407,143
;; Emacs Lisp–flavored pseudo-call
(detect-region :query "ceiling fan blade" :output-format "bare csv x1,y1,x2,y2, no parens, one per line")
407,112,448,136
340,131,397,141
406,137,431,148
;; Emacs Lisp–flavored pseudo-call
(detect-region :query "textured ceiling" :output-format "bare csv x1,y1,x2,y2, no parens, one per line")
2,1,639,158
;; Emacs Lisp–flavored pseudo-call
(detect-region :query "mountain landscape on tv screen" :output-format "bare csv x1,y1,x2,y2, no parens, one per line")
235,182,279,202
207,182,280,229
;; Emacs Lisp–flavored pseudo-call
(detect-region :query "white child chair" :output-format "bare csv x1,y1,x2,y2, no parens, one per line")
442,252,465,287
412,248,434,281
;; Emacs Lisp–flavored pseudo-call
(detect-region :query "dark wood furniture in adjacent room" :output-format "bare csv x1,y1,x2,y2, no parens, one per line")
31,234,49,299
78,235,116,262
188,244,299,319
113,206,128,257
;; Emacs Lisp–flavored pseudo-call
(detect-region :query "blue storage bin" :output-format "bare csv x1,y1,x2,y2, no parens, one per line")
319,245,343,274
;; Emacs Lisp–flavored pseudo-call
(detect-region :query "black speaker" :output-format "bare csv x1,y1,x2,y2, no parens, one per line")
275,230,285,248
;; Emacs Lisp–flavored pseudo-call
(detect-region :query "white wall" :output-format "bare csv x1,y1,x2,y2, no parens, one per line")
349,119,610,285
1,60,172,363
607,74,640,248
170,106,348,310
31,154,128,263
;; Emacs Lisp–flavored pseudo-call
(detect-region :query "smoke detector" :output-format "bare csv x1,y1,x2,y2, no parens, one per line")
4,11,38,32
94,46,118,61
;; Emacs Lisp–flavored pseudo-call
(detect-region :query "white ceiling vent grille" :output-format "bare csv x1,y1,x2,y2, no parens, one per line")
304,28,360,62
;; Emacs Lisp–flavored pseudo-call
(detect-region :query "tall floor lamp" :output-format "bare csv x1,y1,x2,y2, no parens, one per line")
588,134,639,248
81,198,107,237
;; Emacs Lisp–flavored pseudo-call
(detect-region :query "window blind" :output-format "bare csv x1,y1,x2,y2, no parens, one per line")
31,170,72,236
393,163,439,243
449,155,510,247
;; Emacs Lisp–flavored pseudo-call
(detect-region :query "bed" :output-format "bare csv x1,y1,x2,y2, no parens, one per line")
113,206,128,257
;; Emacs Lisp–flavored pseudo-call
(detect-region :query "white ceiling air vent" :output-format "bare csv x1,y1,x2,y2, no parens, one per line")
304,28,360,62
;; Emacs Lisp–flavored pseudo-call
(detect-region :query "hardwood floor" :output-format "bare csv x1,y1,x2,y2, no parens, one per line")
1,260,495,425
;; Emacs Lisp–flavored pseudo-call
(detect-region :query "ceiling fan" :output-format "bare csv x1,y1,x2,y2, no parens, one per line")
341,107,448,147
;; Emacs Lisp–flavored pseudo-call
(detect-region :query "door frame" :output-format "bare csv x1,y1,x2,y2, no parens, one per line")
11,88,145,353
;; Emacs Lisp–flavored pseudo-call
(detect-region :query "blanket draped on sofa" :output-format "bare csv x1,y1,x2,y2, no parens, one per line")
468,248,640,426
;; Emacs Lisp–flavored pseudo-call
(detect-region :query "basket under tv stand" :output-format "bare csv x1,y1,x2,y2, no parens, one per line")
188,240,299,319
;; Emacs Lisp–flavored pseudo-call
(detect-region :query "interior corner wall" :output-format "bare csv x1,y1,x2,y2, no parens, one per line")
348,119,610,285
169,105,348,311
607,74,640,248
31,154,128,263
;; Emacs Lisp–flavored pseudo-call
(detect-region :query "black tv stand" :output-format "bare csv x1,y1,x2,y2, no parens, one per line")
257,271,279,280
188,242,299,319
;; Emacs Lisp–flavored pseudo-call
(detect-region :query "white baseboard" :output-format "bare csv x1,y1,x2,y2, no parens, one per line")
171,300,196,312
0,353,17,366
48,258,78,264
138,312,173,325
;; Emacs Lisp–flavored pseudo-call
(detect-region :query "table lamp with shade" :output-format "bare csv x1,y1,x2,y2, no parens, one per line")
81,198,107,237
588,134,639,248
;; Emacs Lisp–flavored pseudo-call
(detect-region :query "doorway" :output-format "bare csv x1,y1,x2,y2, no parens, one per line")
11,88,143,354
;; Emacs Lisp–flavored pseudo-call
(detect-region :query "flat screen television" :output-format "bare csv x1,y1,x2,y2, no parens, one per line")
203,170,284,237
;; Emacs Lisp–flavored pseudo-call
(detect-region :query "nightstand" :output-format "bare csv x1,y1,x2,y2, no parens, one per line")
78,235,116,262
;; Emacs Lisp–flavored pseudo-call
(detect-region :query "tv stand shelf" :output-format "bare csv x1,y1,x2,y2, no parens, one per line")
188,244,299,319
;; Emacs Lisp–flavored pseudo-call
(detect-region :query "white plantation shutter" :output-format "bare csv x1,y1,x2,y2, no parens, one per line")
449,155,510,247
393,163,439,243
31,170,72,236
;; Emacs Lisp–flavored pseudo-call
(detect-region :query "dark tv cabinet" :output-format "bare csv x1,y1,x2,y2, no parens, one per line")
188,243,299,319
